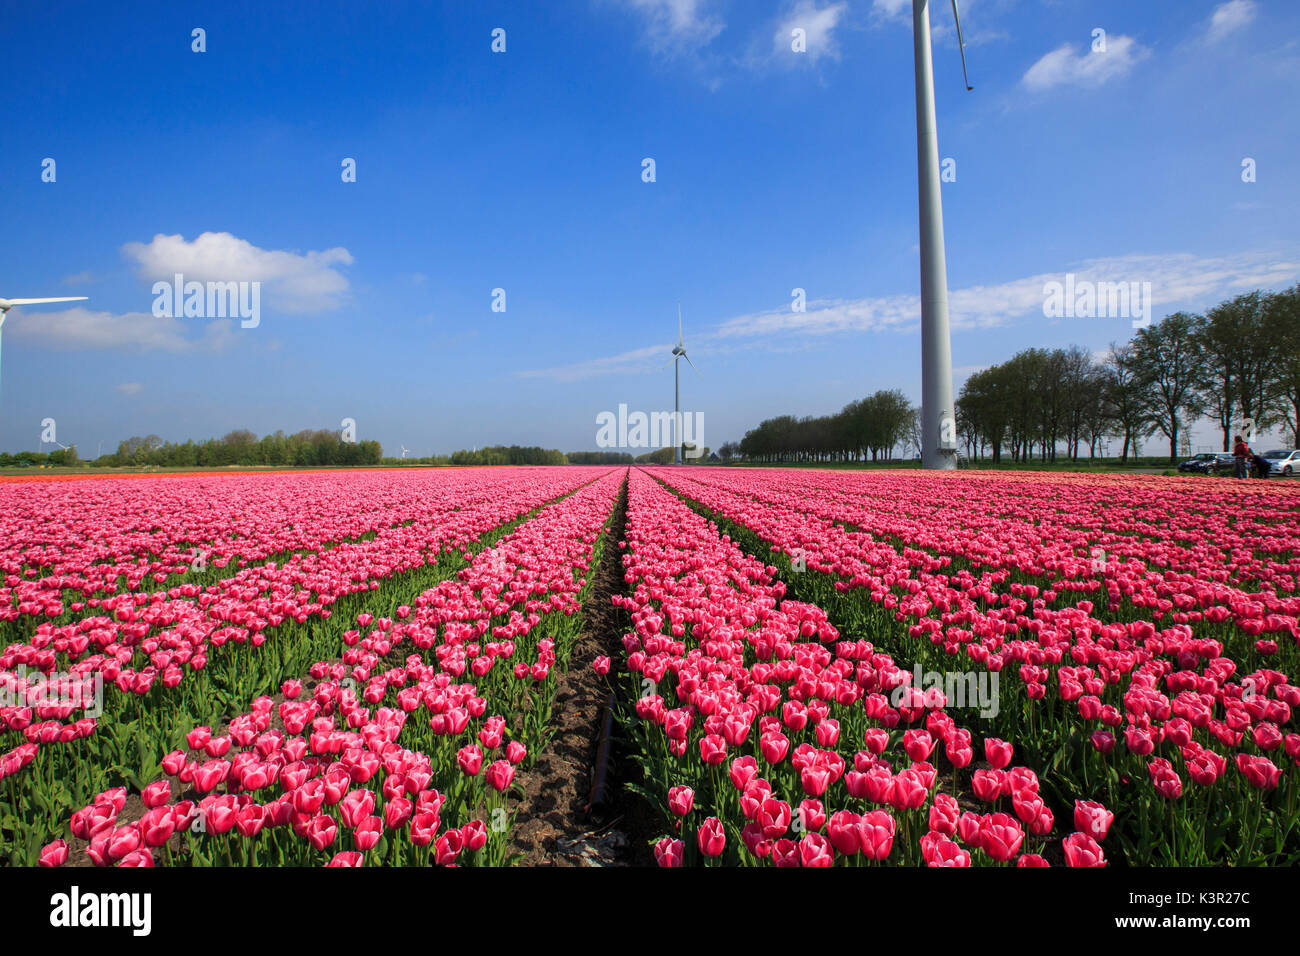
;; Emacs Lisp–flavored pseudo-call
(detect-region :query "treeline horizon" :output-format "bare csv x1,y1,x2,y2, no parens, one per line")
105,429,384,467
0,438,703,469
724,389,914,463
394,446,692,466
729,285,1300,464
961,286,1300,462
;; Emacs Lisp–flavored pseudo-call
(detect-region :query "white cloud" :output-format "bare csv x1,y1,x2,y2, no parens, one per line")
716,295,923,338
1022,35,1150,91
523,249,1300,380
775,2,848,62
617,0,724,53
6,306,235,353
115,382,144,395
869,0,910,24
716,250,1300,338
517,343,669,382
121,232,353,313
1207,0,1257,43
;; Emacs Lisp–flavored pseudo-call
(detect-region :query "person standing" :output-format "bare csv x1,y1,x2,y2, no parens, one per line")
1233,434,1251,479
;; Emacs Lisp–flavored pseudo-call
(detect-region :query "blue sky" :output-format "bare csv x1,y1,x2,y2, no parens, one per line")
3,0,1298,457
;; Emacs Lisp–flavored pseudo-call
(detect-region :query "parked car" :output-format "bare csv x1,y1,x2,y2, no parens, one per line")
1261,449,1300,476
1177,453,1235,475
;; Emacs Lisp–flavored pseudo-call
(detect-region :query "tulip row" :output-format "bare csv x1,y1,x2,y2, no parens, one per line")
1,467,615,864
33,469,626,867
617,469,1108,866
646,467,1300,865
0,469,536,641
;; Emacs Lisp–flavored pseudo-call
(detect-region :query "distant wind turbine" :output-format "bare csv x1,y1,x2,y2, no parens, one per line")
41,432,76,460
400,445,410,459
911,0,971,469
663,304,700,465
0,296,88,398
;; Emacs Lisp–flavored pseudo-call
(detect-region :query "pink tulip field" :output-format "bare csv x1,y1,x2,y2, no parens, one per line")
3,465,1297,867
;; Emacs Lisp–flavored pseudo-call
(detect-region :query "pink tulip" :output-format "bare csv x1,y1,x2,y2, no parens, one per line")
858,810,895,861
654,837,684,867
485,760,515,792
697,817,726,857
984,738,1013,770
38,839,68,867
1063,832,1107,867
353,816,383,851
668,785,695,818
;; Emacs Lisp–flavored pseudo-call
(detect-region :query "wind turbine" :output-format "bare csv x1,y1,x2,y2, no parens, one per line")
47,438,76,458
40,433,78,464
663,304,699,465
911,0,971,470
400,445,410,460
0,296,88,398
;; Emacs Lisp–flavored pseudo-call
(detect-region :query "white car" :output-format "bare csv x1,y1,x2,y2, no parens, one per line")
1262,449,1300,476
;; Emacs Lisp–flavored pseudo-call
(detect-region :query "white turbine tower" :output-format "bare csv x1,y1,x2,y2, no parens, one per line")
912,0,971,469
400,445,409,460
664,304,699,465
0,296,88,398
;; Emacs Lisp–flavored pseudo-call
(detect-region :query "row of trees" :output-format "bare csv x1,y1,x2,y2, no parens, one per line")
727,389,916,462
958,347,1115,462
5,438,708,470
107,429,383,467
725,286,1299,465
390,447,700,466
0,447,82,467
566,451,636,465
958,286,1300,462
447,445,567,466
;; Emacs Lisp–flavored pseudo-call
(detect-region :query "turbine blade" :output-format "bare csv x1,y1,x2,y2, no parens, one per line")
951,0,973,91
2,297,89,306
677,303,683,347
684,352,700,377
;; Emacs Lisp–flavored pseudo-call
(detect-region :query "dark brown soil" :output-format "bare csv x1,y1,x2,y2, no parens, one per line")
506,473,657,866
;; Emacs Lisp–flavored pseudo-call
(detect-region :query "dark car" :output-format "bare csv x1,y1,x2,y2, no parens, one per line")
1178,453,1235,475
